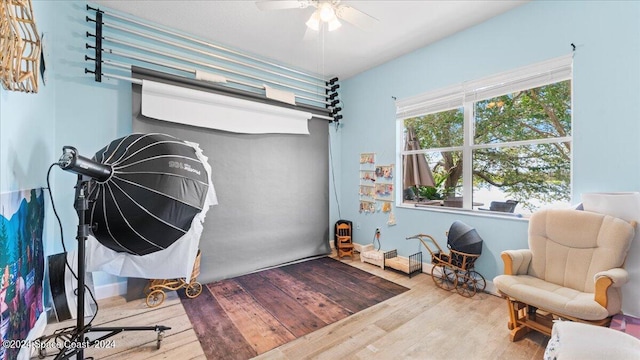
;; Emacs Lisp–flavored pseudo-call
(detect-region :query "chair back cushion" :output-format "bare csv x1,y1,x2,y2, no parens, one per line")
528,209,634,293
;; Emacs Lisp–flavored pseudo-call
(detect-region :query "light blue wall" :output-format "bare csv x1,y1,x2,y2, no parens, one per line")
337,1,640,281
0,2,55,194
1,1,132,288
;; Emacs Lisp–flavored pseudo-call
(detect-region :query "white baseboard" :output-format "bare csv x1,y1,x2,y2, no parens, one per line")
94,281,127,299
422,260,434,273
485,280,499,296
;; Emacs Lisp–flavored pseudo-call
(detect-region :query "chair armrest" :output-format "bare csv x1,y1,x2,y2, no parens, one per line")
595,268,629,287
501,249,532,275
594,268,629,308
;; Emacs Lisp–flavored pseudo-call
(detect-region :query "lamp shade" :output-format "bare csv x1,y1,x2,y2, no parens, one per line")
305,11,320,31
328,18,342,31
88,133,211,256
447,220,483,255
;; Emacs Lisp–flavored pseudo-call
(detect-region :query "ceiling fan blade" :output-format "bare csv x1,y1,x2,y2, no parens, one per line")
255,1,312,11
335,5,378,30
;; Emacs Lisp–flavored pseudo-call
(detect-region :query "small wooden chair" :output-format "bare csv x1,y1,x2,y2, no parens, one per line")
336,223,354,259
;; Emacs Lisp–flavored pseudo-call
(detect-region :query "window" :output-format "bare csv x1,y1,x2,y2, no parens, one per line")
397,55,572,215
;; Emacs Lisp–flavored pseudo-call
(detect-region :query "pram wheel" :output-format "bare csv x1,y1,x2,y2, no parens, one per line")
144,279,164,295
431,264,456,290
456,270,486,297
468,270,486,292
146,289,166,308
185,281,203,298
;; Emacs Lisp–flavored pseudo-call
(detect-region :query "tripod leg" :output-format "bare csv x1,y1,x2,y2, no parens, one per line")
157,330,164,349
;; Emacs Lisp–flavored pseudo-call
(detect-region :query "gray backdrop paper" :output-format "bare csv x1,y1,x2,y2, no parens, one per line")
131,77,330,284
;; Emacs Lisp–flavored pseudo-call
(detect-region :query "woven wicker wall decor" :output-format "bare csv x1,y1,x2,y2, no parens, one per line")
0,0,40,93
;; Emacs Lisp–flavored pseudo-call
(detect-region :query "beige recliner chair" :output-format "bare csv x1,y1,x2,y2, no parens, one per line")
494,209,635,341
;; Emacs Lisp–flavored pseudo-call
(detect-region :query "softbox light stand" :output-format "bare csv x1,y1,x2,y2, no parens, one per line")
37,174,170,359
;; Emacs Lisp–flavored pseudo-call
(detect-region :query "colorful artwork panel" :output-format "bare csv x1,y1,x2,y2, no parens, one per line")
0,189,45,360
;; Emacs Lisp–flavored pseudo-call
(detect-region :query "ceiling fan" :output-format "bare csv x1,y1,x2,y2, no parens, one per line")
255,1,379,32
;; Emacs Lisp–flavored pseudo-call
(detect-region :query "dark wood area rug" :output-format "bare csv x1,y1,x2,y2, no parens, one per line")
178,256,409,359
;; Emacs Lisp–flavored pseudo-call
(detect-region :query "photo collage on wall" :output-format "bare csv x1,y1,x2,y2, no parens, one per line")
359,153,394,214
359,153,376,214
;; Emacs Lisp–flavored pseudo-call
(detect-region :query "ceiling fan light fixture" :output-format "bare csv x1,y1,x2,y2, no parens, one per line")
318,3,336,22
328,17,342,31
305,11,320,31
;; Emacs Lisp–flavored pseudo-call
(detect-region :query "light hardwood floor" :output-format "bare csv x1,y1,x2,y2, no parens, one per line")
37,253,548,360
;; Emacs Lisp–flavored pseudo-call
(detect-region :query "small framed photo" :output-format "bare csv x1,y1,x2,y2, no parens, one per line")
360,170,375,182
360,153,375,164
375,183,394,201
375,165,394,180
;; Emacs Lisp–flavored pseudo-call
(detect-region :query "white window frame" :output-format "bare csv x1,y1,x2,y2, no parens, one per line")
395,55,573,212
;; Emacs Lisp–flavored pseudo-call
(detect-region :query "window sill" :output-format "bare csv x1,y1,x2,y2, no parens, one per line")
396,202,529,222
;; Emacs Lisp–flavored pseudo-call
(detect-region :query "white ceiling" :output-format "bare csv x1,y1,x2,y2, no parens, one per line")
93,0,527,80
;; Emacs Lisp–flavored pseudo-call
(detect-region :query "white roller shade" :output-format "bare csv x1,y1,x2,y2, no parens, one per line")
396,54,573,118
141,80,312,135
464,55,573,102
396,86,464,120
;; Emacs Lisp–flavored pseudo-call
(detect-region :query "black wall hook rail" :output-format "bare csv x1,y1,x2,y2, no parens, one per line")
85,8,103,82
86,4,104,14
325,77,342,123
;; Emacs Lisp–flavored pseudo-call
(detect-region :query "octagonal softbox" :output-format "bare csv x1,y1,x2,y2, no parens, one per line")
85,133,217,279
